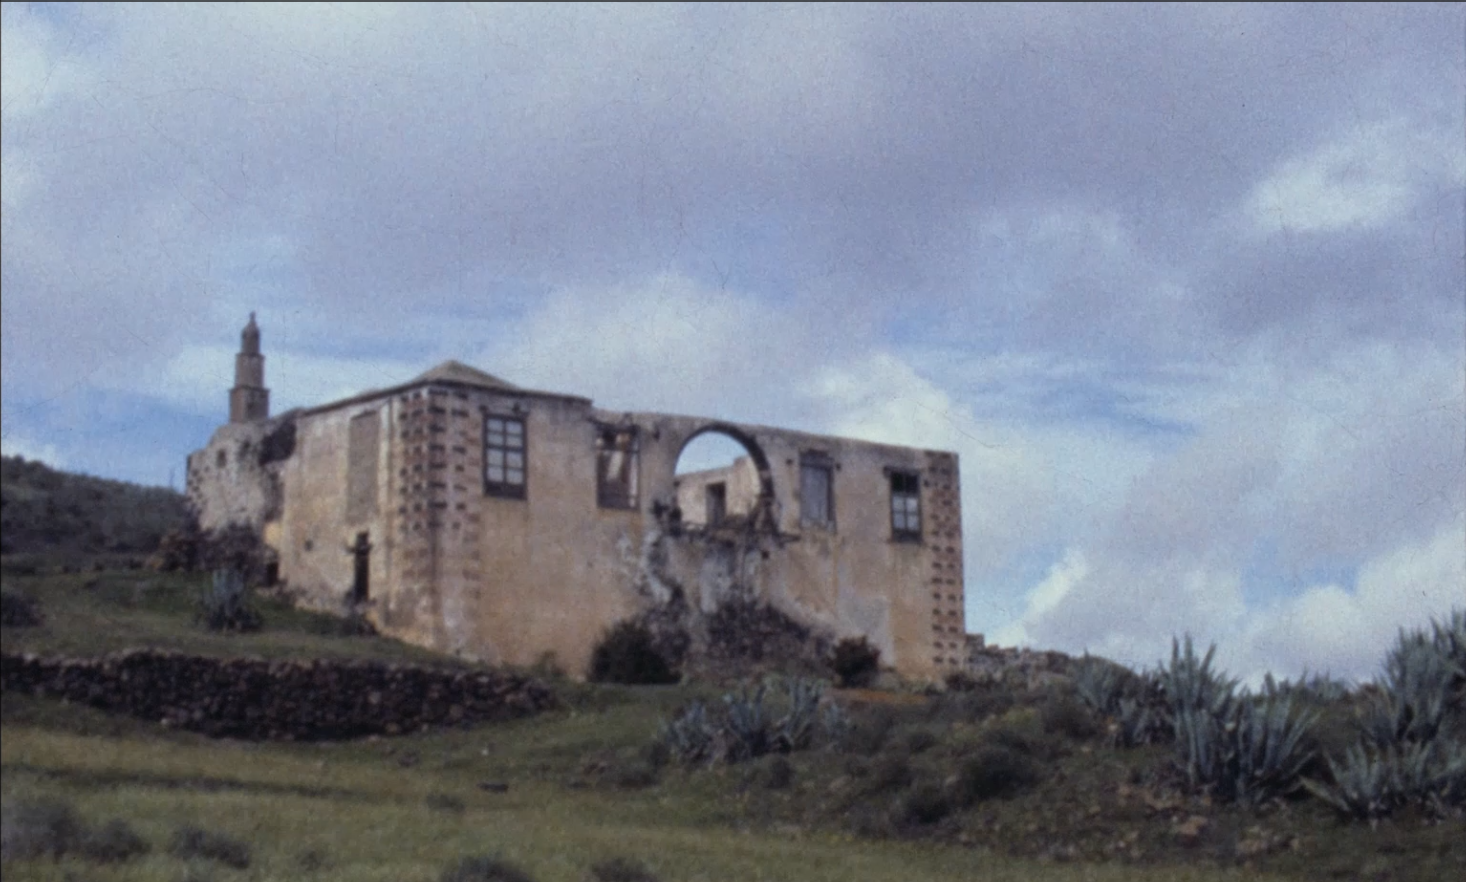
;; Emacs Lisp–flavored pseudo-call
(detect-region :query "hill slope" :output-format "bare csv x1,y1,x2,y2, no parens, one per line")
0,455,189,559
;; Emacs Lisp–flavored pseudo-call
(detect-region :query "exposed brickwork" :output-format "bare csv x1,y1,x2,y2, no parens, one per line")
925,451,966,672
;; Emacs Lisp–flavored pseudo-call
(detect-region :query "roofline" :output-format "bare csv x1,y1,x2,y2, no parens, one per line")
297,375,592,417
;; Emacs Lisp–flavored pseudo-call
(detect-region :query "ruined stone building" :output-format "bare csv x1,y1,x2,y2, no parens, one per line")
187,316,969,680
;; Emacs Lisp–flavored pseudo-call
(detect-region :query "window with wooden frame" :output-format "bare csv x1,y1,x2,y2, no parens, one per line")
595,426,639,509
484,414,526,499
799,452,834,529
889,470,922,541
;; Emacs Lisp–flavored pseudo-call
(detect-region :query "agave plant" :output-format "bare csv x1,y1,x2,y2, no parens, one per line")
659,701,716,764
1361,624,1461,748
722,682,771,761
1304,739,1466,821
1160,635,1240,721
1073,654,1130,717
1228,694,1320,805
773,677,824,752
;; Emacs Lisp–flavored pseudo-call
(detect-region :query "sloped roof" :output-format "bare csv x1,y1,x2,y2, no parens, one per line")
409,360,521,392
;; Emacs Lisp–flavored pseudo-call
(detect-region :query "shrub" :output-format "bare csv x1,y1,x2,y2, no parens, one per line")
830,636,881,688
196,568,262,633
904,728,940,754
0,797,81,861
588,621,678,685
589,857,661,882
899,782,952,826
986,709,1061,760
1040,692,1100,741
441,855,538,882
841,705,898,756
425,792,466,813
952,747,1041,805
763,754,795,790
609,758,660,790
862,754,913,795
77,818,150,863
169,824,251,869
0,590,43,627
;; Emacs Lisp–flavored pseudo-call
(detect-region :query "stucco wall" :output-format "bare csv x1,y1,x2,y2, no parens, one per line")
190,378,967,681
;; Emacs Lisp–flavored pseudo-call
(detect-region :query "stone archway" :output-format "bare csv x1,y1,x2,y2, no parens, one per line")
672,424,775,531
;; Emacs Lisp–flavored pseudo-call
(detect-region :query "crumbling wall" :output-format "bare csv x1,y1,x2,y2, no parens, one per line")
186,413,296,535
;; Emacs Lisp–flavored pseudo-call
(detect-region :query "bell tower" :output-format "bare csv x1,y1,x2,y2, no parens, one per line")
229,312,270,423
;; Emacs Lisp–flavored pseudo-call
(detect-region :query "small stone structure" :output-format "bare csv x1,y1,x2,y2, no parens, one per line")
1,650,554,741
187,317,971,680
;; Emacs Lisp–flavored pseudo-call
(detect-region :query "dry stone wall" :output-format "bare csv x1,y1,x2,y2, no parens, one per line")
1,650,556,741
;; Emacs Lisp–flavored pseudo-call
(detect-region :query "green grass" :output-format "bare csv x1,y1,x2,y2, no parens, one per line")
0,568,461,664
2,720,1305,882
3,568,1462,882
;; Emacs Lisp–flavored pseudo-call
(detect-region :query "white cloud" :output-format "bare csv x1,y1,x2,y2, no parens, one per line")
1238,515,1466,683
1246,119,1466,235
0,432,68,469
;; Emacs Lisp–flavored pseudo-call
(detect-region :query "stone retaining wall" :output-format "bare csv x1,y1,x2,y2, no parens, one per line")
0,650,556,741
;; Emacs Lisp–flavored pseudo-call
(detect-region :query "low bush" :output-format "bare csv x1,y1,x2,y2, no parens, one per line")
840,704,900,756
951,746,1041,805
899,781,953,826
588,621,678,685
1040,691,1101,741
0,590,43,627
77,818,150,863
904,728,940,754
763,754,795,790
862,754,914,796
589,857,662,882
830,636,881,688
169,824,251,869
441,855,538,882
0,797,81,861
0,799,150,865
425,792,467,814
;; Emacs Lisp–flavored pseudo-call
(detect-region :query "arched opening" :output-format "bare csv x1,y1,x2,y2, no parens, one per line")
673,426,773,530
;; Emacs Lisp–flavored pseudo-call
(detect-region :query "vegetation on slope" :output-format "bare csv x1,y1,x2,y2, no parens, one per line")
0,455,189,565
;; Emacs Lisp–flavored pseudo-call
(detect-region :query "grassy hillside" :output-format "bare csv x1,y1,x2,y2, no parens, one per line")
0,455,189,565
3,565,1463,882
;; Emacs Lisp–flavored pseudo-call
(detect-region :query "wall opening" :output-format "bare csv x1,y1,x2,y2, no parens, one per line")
595,424,640,509
673,427,772,530
350,531,371,604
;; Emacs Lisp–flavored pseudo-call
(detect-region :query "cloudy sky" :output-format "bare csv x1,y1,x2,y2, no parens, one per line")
3,2,1462,683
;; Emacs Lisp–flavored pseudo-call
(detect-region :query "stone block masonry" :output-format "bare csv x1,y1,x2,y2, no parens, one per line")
1,650,557,741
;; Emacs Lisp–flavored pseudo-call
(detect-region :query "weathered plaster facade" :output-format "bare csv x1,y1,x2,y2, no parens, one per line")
188,318,969,680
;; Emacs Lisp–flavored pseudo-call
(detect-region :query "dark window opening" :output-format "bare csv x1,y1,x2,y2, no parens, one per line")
890,470,922,540
705,482,727,526
350,531,371,603
484,415,527,499
595,427,639,509
800,453,834,529
263,562,279,587
215,449,227,468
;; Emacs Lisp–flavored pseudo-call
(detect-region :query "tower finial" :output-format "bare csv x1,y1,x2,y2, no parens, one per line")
230,314,269,423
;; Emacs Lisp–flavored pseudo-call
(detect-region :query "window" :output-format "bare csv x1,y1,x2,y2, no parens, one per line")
484,415,526,499
890,470,921,540
596,426,639,509
705,482,727,526
800,453,834,528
